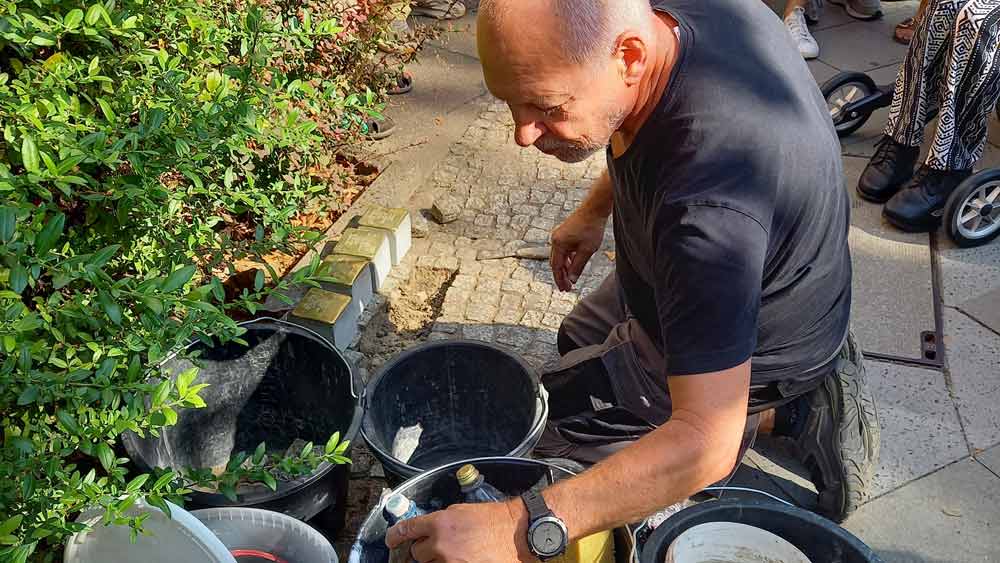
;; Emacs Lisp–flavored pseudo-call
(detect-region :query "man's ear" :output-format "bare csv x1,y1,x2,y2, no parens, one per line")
615,33,648,86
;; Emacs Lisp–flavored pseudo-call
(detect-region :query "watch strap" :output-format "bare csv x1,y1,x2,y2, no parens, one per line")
521,489,551,521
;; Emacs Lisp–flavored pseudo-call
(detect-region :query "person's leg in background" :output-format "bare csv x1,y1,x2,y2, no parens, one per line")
829,0,884,20
885,0,1000,231
782,0,822,59
858,0,966,203
894,0,932,44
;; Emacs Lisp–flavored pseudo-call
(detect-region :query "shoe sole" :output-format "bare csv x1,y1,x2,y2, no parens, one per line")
797,335,880,521
856,184,896,204
827,0,883,20
882,208,942,232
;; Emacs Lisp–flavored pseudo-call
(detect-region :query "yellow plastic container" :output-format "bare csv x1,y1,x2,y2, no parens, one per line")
550,529,616,563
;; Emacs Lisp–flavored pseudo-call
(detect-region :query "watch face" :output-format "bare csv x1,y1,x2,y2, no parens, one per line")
530,520,565,556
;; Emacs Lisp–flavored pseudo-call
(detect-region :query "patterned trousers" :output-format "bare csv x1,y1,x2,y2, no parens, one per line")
886,0,1000,170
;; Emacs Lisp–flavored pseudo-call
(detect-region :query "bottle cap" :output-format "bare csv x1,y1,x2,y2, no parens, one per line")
456,464,481,487
385,493,411,518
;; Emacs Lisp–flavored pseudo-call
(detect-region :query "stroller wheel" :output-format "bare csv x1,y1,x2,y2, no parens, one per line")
822,72,878,137
945,169,1000,247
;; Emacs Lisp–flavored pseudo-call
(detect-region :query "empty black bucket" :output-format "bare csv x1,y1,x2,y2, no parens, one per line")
639,499,882,563
123,318,363,528
350,457,634,563
361,340,547,481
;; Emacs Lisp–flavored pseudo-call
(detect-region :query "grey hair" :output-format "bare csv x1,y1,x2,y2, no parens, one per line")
481,0,654,66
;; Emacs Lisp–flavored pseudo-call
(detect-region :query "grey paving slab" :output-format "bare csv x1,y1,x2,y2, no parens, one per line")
944,307,1000,451
843,155,935,359
809,59,840,84
812,22,908,72
977,444,1000,475
959,286,1000,336
421,12,480,61
936,232,1000,307
865,361,967,496
844,458,1000,563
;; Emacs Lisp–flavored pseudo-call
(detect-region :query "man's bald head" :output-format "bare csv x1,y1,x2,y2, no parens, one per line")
479,0,653,67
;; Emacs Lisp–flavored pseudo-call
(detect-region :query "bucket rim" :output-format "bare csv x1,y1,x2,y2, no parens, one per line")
122,317,364,507
355,456,575,543
359,339,548,476
638,498,882,563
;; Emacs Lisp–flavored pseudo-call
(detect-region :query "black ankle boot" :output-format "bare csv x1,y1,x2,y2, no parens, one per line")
857,136,921,203
883,166,972,232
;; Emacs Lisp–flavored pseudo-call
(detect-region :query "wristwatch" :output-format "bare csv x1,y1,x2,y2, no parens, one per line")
521,490,568,560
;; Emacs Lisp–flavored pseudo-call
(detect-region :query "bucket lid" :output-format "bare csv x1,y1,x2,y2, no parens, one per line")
63,498,235,563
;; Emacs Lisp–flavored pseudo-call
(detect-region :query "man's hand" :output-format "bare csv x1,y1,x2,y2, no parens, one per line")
550,208,607,291
385,500,535,563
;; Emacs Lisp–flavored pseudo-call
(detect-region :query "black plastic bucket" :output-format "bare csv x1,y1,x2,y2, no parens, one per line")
639,499,882,563
350,457,633,563
361,340,547,481
123,318,363,528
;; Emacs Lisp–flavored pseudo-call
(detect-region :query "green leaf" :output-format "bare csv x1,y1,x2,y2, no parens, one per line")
97,98,116,123
2,335,14,353
90,244,120,267
85,4,103,25
162,265,196,293
88,56,100,76
0,207,15,243
151,380,170,407
95,442,114,471
56,410,80,435
30,35,55,46
174,138,190,156
35,212,65,255
253,442,266,464
220,483,238,502
325,432,340,454
9,265,27,294
205,70,222,92
262,472,277,491
211,277,225,302
98,292,122,325
176,368,197,397
152,471,175,491
300,442,313,458
162,406,178,425
254,269,264,291
126,474,150,494
21,136,39,174
224,167,235,188
64,8,84,28
141,296,163,314
0,515,23,537
16,385,38,406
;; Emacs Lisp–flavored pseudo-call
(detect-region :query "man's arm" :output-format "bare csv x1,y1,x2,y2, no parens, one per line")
550,169,613,291
521,361,751,539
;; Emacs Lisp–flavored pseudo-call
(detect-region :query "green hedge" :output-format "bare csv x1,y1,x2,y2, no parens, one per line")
0,0,399,559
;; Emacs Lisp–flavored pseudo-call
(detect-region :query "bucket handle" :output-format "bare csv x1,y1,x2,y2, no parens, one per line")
701,486,795,507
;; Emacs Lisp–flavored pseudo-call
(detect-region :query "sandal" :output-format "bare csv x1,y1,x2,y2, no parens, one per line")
387,71,413,95
894,17,916,45
365,115,397,140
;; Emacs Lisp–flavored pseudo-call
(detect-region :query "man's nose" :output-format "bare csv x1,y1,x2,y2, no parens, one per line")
514,121,546,147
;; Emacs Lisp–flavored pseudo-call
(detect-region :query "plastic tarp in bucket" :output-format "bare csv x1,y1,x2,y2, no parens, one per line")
361,340,547,481
123,318,363,523
193,507,338,563
639,498,882,563
349,457,634,563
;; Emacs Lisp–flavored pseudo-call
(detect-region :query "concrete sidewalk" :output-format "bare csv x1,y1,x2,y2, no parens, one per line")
338,2,1000,560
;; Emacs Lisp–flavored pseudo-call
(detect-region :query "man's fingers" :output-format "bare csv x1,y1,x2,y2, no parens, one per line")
567,248,594,286
410,537,441,563
550,243,570,291
385,514,434,549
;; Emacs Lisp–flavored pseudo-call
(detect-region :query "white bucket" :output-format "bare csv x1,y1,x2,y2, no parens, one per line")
193,507,338,563
665,521,811,563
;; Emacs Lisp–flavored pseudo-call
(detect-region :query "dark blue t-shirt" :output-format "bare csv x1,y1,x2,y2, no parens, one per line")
610,0,851,384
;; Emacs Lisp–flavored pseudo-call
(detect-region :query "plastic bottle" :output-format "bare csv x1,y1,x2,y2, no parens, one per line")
383,493,425,526
456,464,504,503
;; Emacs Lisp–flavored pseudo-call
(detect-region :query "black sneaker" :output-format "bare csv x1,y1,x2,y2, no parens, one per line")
775,333,880,522
857,136,920,203
883,165,972,232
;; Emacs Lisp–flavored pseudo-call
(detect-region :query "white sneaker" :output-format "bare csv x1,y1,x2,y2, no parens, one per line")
784,7,820,60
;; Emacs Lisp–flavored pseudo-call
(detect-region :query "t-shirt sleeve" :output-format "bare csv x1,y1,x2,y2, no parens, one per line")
653,204,767,375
